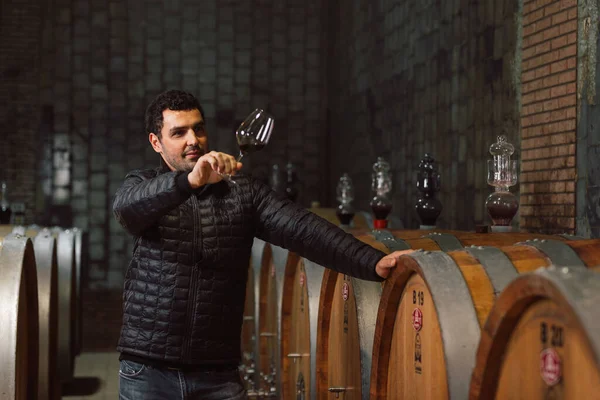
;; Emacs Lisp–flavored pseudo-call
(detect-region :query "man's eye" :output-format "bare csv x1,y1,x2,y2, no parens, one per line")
194,126,205,133
173,131,184,136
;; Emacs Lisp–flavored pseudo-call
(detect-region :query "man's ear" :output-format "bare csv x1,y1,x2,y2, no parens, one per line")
149,133,162,153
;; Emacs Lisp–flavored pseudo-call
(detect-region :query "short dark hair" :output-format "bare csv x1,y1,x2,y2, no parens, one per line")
145,90,205,138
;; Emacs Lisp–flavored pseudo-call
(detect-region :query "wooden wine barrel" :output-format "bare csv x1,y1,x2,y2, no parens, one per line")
312,231,583,400
281,256,323,400
0,234,39,400
369,238,600,399
256,241,292,397
470,267,600,399
316,237,389,400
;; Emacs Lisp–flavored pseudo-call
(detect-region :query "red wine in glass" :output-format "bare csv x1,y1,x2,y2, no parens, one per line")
239,143,266,155
221,109,274,184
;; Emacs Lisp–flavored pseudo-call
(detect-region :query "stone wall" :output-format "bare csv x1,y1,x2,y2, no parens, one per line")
36,0,328,288
326,0,523,230
0,0,44,223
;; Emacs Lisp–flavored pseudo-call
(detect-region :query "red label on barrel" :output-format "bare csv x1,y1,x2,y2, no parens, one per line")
412,308,423,332
342,282,349,301
299,272,305,287
540,348,561,386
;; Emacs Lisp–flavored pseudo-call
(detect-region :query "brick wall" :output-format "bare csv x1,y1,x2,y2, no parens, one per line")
326,0,523,230
37,0,328,289
519,0,578,233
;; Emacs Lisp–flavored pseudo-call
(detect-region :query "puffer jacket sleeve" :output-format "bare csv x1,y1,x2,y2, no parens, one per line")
113,169,193,236
251,179,386,282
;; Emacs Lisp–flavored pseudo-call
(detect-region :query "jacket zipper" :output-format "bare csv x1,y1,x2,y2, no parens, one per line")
183,195,201,362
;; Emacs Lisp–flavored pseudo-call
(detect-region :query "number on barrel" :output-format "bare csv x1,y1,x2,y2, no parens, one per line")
412,290,424,306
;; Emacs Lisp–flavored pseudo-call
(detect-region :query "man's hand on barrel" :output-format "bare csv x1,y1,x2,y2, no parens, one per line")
375,250,415,279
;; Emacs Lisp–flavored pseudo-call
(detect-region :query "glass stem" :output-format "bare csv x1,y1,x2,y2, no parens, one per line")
237,152,245,163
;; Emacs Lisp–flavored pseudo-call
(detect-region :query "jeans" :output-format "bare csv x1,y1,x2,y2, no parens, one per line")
119,360,248,400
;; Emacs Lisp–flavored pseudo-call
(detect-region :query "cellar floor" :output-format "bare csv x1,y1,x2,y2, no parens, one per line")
62,352,120,400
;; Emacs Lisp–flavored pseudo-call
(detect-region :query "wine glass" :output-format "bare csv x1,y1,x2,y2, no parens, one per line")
220,108,274,184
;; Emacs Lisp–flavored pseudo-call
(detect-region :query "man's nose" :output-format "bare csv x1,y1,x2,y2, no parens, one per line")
185,129,199,145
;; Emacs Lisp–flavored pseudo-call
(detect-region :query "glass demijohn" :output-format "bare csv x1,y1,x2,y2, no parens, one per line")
335,173,355,227
369,157,393,229
485,135,519,231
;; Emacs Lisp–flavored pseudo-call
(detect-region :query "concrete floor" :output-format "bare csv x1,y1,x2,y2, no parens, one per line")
62,352,120,400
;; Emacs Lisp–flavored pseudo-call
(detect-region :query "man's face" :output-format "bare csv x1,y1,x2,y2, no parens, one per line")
149,109,208,172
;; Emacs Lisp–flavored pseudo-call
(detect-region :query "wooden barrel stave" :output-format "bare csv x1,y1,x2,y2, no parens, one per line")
470,267,600,399
352,276,383,399
31,231,60,400
318,270,359,399
258,243,277,394
256,242,291,397
72,228,84,357
240,261,256,389
287,258,313,399
282,256,325,400
54,228,76,383
370,239,600,399
248,238,267,390
0,234,39,400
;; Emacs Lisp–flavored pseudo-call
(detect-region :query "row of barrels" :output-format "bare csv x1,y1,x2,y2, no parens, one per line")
0,224,85,400
241,226,600,399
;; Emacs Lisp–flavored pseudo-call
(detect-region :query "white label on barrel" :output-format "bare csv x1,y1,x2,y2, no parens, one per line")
412,308,423,332
342,282,349,301
540,348,561,386
299,272,305,287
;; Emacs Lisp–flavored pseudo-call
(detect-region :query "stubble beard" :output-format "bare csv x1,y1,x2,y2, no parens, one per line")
162,144,205,173
162,152,196,173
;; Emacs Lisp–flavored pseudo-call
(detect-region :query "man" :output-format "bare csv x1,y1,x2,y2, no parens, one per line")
113,89,411,399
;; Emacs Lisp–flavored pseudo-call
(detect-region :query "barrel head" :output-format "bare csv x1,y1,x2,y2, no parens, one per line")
471,267,600,399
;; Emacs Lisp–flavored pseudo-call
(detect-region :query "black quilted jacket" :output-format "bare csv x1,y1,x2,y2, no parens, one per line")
112,165,386,366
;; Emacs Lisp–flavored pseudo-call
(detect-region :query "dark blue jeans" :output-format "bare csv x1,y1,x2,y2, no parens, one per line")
119,360,247,400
